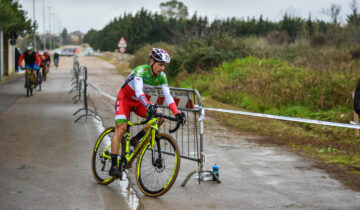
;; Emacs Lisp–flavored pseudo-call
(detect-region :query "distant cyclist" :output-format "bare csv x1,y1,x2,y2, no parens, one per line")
39,51,48,78
18,46,41,87
109,48,186,176
44,49,51,74
53,51,59,68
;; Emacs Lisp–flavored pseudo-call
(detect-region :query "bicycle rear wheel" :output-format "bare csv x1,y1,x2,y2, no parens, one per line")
136,133,180,197
37,70,42,91
91,127,116,185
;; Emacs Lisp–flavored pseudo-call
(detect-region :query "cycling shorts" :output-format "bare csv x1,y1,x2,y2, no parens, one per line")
25,64,38,71
114,89,150,123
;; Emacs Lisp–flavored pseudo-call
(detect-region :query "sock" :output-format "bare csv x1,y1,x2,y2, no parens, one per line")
110,153,118,167
134,130,145,140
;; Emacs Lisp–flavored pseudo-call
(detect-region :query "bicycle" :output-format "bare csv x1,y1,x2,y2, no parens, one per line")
37,68,43,91
91,109,184,197
25,67,34,97
54,58,59,70
43,65,48,81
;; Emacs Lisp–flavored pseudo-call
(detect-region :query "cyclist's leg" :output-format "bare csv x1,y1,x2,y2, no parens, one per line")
24,68,30,87
109,92,132,176
32,68,37,83
129,103,164,146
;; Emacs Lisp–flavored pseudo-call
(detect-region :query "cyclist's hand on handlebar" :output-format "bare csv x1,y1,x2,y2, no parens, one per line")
176,112,186,125
146,104,157,116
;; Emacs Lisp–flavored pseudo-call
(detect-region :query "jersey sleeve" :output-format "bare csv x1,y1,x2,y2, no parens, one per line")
35,53,41,66
161,84,179,115
134,67,150,107
18,54,25,66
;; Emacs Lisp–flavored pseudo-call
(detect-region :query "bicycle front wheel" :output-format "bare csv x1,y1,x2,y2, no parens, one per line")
136,133,180,197
91,127,116,185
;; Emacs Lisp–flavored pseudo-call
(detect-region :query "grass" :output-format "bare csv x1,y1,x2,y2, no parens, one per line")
204,97,360,190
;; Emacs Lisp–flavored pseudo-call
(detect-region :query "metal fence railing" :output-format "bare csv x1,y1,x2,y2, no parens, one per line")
69,56,99,122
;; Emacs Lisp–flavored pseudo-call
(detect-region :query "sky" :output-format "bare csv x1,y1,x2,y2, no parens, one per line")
18,0,355,34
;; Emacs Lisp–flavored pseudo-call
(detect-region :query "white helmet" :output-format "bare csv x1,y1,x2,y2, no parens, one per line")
149,48,170,64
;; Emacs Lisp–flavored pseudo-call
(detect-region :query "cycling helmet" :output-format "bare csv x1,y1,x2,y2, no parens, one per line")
44,49,48,53
149,48,170,64
27,45,33,51
39,51,44,55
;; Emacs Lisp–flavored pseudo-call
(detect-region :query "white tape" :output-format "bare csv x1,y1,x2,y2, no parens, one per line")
87,83,116,101
205,107,360,130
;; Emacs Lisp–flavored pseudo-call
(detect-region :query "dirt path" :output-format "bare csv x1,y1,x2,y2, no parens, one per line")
80,55,360,210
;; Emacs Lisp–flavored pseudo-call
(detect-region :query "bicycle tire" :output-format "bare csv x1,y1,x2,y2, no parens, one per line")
26,76,30,97
43,68,47,82
38,71,42,91
136,133,180,197
91,127,116,185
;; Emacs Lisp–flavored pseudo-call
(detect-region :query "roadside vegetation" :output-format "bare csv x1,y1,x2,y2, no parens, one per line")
88,0,360,190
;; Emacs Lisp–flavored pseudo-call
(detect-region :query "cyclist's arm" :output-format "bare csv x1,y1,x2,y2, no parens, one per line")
160,73,179,115
134,76,150,107
35,53,41,67
18,54,25,67
161,84,179,115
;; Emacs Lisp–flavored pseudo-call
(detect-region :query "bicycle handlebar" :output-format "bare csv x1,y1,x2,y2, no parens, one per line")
140,107,184,133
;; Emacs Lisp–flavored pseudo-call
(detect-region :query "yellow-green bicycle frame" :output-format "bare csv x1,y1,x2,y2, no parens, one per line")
95,117,159,169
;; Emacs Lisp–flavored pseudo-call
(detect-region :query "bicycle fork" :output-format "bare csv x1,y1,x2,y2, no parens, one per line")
150,123,163,168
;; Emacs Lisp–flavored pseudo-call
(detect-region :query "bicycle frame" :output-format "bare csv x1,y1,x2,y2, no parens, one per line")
99,117,159,169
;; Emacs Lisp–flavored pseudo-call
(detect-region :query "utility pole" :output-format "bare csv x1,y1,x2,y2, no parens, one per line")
33,0,36,50
48,6,52,50
52,13,57,48
43,0,46,50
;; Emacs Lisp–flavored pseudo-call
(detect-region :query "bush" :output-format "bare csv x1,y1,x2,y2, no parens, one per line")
310,33,327,47
166,35,256,77
265,31,290,46
350,47,360,59
193,57,353,117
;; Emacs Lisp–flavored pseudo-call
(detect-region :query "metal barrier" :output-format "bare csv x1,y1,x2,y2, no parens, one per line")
69,56,100,122
72,66,100,122
69,56,81,98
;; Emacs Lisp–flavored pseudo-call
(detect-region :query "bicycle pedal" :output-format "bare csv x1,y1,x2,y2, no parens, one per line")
114,173,123,180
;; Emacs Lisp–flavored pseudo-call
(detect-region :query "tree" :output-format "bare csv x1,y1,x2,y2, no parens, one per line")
0,0,34,35
160,0,188,20
347,0,360,26
322,4,342,25
60,28,71,45
0,0,35,76
306,14,314,36
280,13,304,41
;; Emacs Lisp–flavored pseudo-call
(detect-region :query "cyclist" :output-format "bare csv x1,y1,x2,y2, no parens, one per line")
44,49,51,74
39,51,47,77
18,46,41,87
109,48,186,176
53,51,60,68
